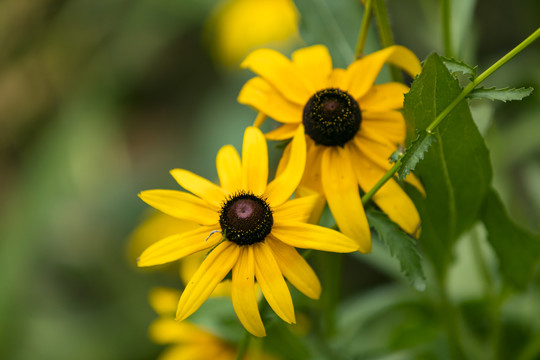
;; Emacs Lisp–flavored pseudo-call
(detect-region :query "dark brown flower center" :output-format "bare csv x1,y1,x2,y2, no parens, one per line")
302,88,362,147
219,192,273,246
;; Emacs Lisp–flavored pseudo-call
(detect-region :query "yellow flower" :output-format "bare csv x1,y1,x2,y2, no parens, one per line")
206,0,299,67
238,45,425,252
137,126,358,337
149,287,278,360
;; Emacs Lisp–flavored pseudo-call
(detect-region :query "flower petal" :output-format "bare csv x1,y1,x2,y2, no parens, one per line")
348,143,421,235
170,169,226,208
292,45,333,91
344,46,421,99
137,225,221,267
273,194,321,223
361,110,406,147
265,125,306,206
360,82,410,111
265,123,299,141
238,77,303,124
253,112,267,127
241,48,314,104
330,68,348,89
298,138,325,193
216,145,242,194
242,126,268,195
149,318,212,344
232,246,266,337
138,190,219,225
404,172,426,197
253,242,295,324
271,222,358,253
267,237,321,299
148,287,180,316
321,147,371,252
352,133,396,171
176,241,240,321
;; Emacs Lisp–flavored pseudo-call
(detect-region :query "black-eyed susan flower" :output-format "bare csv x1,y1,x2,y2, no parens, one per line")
137,126,358,337
148,287,278,360
238,45,425,252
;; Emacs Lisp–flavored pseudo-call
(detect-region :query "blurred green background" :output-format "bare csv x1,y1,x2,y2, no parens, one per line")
0,0,539,359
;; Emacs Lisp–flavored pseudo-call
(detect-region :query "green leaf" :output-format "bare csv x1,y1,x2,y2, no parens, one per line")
468,86,534,102
396,130,436,180
480,188,540,289
403,53,492,278
441,56,477,79
366,209,426,292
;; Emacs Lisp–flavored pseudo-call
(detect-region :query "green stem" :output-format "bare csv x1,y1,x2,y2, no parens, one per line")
317,252,342,337
361,26,540,205
372,0,402,82
437,274,467,360
235,329,251,360
441,0,453,57
355,0,373,59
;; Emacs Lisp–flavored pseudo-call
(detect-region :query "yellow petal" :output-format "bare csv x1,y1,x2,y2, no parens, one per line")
360,82,410,111
344,46,421,99
232,246,266,337
265,123,299,141
170,169,226,208
273,194,321,223
138,190,219,226
216,145,242,194
271,222,358,253
253,112,267,127
352,133,396,171
127,212,200,264
160,343,232,360
238,77,303,124
176,241,240,321
274,138,291,177
242,127,269,195
347,143,421,235
404,171,426,197
148,287,180,316
253,242,295,324
321,147,371,252
292,45,333,91
330,68,348,89
265,125,306,206
137,225,221,267
298,138,325,193
267,237,321,299
296,186,327,225
361,110,406,147
241,48,313,104
149,318,212,344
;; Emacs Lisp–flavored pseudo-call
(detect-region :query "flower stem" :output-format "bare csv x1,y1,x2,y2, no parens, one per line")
235,329,251,360
361,26,540,205
372,0,403,82
441,0,453,57
355,0,373,59
437,273,467,360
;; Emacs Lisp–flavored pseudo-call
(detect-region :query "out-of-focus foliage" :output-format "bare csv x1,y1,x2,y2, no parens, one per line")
0,0,539,359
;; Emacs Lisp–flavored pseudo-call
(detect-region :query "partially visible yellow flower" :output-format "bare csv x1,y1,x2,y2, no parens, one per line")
206,0,299,67
137,126,358,337
238,45,425,251
149,287,278,360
